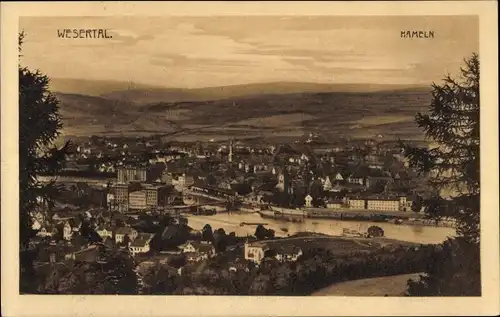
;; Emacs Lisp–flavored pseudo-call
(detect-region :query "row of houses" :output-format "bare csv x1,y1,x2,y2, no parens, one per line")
244,240,303,264
163,239,303,266
95,226,155,256
36,242,107,264
34,211,156,257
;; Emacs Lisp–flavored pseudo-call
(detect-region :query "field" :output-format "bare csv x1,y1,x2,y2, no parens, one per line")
311,273,423,296
265,236,385,255
53,79,433,141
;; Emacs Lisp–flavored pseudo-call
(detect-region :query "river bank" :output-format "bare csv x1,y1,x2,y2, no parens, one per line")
240,207,455,228
304,213,455,228
234,208,455,228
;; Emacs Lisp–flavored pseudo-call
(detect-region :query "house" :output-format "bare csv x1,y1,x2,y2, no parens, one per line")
184,251,210,262
129,233,155,256
333,172,345,181
275,245,303,262
347,196,366,209
32,219,42,230
179,241,216,261
114,227,138,244
244,241,270,264
36,225,57,238
63,221,73,240
96,225,113,239
304,194,313,208
347,173,365,185
179,241,213,254
326,200,343,209
322,176,333,191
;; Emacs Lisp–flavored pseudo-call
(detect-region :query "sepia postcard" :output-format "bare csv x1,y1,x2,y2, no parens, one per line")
1,1,499,317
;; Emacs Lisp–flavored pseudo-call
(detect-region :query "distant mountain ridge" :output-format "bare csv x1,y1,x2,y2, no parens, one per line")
55,83,432,142
50,78,429,104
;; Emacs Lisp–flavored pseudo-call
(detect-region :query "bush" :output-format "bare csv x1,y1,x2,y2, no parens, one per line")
367,226,384,237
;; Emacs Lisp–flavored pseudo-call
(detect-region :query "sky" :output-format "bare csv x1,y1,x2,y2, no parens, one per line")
20,16,479,88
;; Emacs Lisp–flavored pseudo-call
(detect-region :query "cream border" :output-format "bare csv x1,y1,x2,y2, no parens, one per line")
1,2,499,316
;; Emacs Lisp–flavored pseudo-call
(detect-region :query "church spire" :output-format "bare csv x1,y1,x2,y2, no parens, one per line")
228,139,233,163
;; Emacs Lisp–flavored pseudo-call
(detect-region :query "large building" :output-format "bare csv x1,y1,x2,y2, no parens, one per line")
346,195,412,212
117,167,147,184
347,197,365,209
109,183,142,212
366,197,400,211
129,190,148,210
128,184,172,211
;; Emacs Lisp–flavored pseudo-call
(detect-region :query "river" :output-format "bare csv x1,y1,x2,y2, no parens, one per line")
184,212,455,245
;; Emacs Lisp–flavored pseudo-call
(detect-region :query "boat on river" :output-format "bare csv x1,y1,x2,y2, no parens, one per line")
239,222,268,226
270,206,308,217
258,209,276,218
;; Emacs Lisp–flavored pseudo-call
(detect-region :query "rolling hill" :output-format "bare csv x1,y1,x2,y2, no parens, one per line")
53,79,433,141
51,78,429,103
100,82,430,105
49,78,165,97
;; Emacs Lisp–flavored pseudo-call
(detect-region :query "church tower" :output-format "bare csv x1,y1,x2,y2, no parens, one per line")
277,167,292,194
228,139,233,163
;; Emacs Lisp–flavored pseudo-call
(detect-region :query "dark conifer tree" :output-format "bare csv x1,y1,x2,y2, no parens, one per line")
402,53,480,296
19,32,71,293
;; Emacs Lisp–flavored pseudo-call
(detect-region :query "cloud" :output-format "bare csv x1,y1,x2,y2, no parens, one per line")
19,16,479,88
150,52,259,68
108,29,156,46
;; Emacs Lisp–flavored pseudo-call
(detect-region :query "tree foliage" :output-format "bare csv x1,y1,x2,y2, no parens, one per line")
80,219,103,244
213,228,228,253
202,224,214,242
367,226,384,238
142,264,178,295
401,53,481,296
254,225,275,240
19,32,71,246
50,249,139,294
19,32,71,293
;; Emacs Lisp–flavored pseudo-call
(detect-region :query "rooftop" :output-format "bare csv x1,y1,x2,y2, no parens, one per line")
277,244,302,255
115,227,137,235
130,238,150,248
